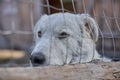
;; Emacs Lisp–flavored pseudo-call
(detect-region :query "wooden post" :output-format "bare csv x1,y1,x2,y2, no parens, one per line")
0,62,120,80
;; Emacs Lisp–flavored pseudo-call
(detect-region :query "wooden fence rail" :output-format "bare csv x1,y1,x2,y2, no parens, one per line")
0,62,120,80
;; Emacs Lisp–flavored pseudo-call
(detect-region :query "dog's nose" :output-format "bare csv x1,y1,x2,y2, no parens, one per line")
30,52,45,66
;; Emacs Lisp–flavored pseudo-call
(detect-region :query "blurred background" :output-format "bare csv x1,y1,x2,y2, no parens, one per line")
0,0,120,67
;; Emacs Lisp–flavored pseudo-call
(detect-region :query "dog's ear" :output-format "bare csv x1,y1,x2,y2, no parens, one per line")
79,14,98,42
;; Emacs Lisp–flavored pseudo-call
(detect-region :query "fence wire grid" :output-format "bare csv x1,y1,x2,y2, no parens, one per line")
0,0,120,67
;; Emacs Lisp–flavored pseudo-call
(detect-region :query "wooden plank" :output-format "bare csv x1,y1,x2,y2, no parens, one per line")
0,62,120,80
0,50,25,60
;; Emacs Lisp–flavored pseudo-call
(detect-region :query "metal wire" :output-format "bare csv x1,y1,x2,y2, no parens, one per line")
102,0,116,59
30,0,34,32
45,0,52,65
59,0,69,64
93,7,105,60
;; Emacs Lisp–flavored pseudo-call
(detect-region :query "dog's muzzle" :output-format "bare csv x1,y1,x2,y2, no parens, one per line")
30,52,45,66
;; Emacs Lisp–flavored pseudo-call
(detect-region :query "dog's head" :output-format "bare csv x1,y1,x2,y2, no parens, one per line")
30,13,98,66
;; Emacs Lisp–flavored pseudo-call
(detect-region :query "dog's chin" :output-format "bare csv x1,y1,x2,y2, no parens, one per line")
30,61,65,67
30,63,65,67
29,56,89,67
30,63,49,67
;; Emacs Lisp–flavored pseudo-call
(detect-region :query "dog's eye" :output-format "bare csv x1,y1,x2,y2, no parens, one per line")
58,32,69,39
38,31,42,37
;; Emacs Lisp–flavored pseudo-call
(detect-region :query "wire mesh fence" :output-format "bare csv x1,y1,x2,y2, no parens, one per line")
0,0,120,67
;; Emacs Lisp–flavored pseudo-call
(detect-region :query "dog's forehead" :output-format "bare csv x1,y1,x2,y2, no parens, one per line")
44,13,81,31
50,13,77,26
35,13,83,34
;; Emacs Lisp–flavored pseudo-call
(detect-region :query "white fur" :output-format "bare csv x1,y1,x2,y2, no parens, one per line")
31,13,110,66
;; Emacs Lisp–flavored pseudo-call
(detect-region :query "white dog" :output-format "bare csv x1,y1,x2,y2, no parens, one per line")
30,13,109,66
